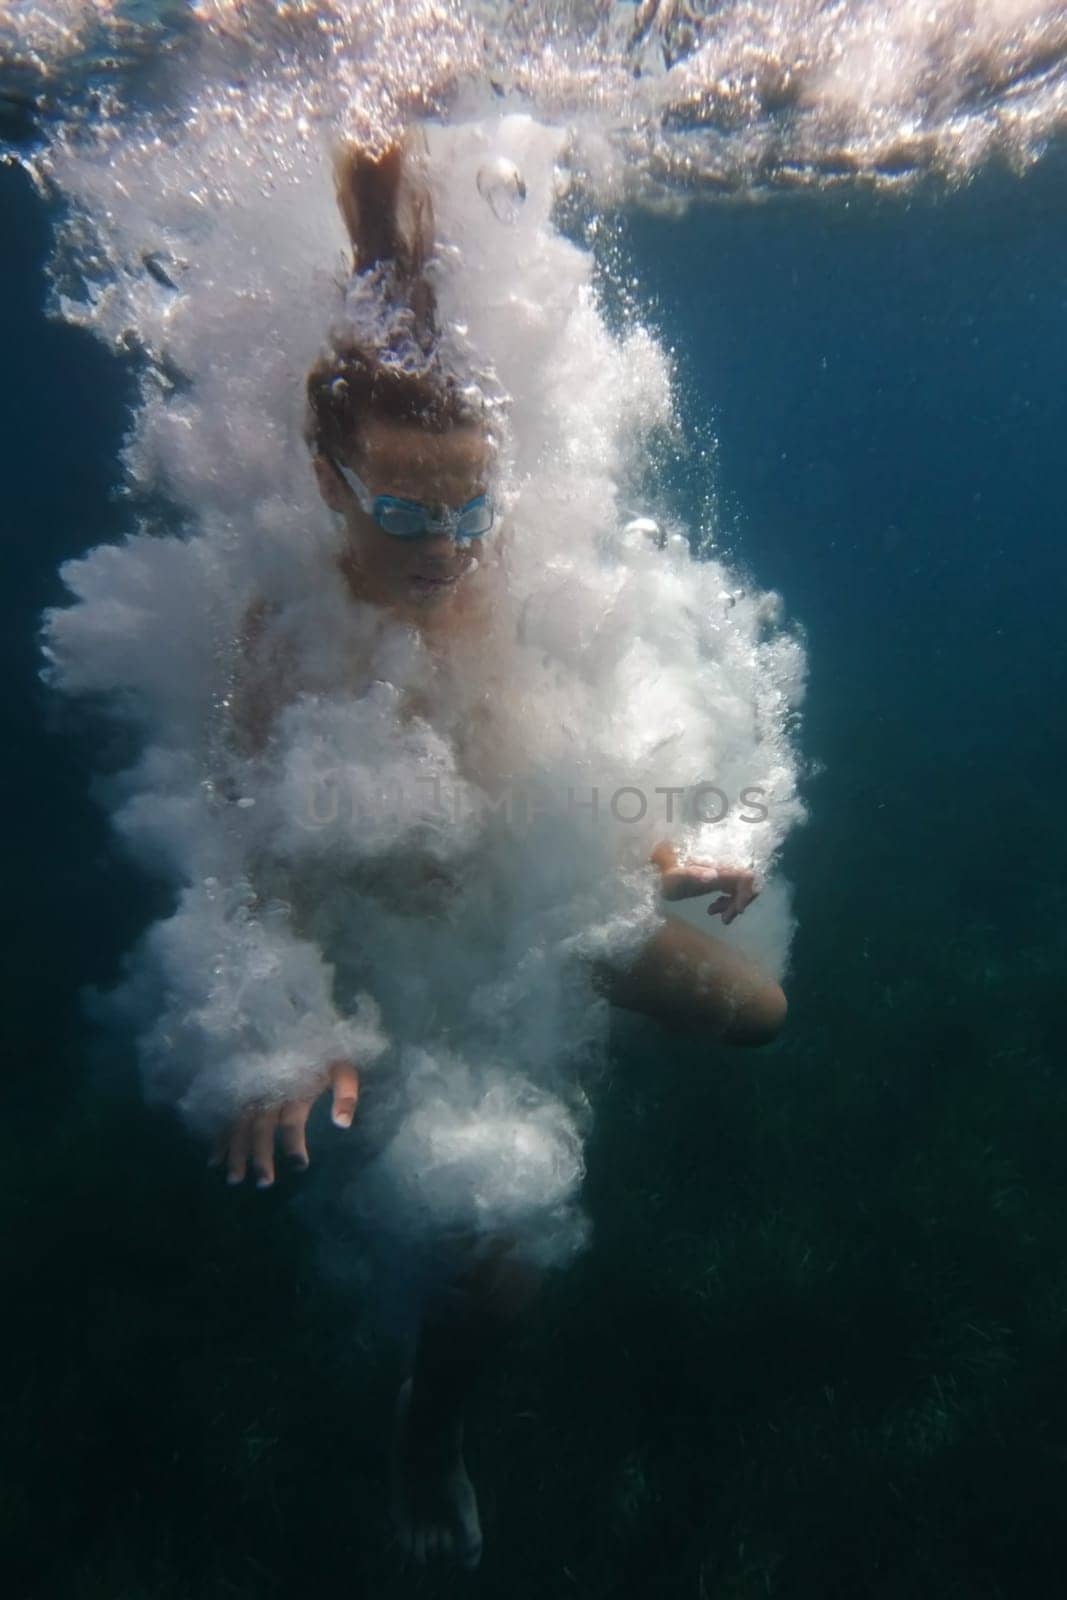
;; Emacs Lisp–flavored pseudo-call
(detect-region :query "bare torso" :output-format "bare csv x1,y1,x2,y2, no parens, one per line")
231,546,522,918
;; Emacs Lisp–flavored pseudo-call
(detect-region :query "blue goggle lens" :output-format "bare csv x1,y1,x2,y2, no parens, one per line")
375,495,494,541
455,498,494,538
377,503,430,538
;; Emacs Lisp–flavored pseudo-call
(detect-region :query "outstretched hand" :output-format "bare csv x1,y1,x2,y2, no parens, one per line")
651,841,759,926
208,1058,360,1189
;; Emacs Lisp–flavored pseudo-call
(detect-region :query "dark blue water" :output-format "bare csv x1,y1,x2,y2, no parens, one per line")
4,148,1067,1596
1,169,144,1097
626,163,1067,1023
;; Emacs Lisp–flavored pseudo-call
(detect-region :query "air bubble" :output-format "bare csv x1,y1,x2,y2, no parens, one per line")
622,516,666,550
476,157,526,224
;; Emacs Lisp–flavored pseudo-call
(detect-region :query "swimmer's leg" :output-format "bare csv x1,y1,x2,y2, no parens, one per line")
592,912,787,1046
391,1232,542,1569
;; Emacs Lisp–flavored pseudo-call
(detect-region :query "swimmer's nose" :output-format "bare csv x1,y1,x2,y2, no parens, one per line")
419,529,461,558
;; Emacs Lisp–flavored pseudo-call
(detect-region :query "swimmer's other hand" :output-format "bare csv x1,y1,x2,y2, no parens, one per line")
207,1058,360,1189
651,842,759,926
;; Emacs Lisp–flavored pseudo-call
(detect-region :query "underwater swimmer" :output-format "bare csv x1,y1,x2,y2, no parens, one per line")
211,139,786,1569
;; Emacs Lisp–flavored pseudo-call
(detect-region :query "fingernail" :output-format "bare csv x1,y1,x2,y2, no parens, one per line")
256,1176,274,1189
333,1111,352,1128
226,1173,242,1186
289,1155,310,1170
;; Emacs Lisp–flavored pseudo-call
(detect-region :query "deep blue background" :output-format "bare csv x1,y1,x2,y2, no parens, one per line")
1,164,145,1120
622,158,1067,986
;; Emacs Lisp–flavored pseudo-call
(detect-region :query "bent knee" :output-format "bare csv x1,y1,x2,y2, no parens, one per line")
724,979,788,1048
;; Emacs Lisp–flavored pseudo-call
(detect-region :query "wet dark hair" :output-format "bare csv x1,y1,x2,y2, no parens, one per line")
305,138,483,463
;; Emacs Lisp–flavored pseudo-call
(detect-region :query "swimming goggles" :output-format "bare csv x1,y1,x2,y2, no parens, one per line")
333,460,494,541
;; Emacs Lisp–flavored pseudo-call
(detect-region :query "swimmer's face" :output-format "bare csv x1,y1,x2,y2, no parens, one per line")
315,418,494,615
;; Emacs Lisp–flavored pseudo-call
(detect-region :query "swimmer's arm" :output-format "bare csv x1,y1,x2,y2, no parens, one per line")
212,604,360,1188
228,595,295,758
224,597,290,901
649,840,758,927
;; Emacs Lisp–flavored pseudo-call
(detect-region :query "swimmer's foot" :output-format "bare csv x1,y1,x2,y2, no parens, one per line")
390,1377,483,1570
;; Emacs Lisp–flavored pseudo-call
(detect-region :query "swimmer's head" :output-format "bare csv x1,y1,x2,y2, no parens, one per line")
314,416,493,613
306,139,495,617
